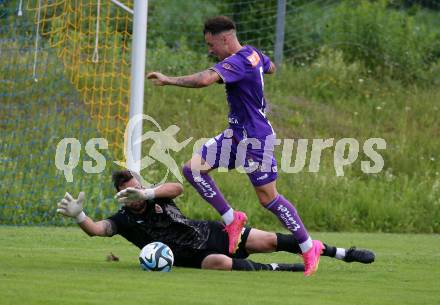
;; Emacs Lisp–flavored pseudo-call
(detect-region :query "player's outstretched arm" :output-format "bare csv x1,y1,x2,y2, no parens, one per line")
56,192,115,237
147,69,220,88
79,219,116,237
154,183,184,198
266,62,276,74
115,183,184,204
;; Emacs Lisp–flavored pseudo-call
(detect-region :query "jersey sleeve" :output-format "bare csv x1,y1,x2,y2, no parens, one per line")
211,56,246,84
260,52,272,73
107,210,128,235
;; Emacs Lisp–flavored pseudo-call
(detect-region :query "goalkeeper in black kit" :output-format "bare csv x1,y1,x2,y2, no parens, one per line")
56,170,375,272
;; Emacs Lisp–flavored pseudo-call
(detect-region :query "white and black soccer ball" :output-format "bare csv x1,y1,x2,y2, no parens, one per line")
139,242,174,272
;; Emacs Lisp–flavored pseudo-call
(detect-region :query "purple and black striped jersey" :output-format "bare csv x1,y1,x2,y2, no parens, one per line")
210,45,275,138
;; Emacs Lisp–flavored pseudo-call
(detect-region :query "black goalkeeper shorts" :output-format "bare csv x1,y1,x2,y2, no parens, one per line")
173,221,251,269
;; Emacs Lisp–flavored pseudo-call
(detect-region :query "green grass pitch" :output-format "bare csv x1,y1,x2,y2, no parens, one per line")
0,227,438,305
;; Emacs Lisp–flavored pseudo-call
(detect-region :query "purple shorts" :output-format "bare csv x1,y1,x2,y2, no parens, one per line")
198,128,278,187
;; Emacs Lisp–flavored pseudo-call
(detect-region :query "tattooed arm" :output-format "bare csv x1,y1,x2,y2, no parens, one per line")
147,69,220,88
56,191,117,237
78,218,117,237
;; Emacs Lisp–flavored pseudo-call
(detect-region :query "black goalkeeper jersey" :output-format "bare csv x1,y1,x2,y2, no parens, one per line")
107,197,212,253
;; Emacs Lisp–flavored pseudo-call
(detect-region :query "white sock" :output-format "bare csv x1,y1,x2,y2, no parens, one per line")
222,208,234,225
299,237,313,253
270,263,279,270
335,248,346,260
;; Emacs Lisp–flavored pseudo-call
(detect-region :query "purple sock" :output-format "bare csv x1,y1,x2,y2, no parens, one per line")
182,165,231,216
265,195,310,244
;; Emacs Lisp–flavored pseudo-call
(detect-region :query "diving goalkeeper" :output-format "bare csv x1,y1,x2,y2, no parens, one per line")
56,170,375,271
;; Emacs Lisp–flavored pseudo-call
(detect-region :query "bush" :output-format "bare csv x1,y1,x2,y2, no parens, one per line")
148,0,219,51
323,0,439,84
218,0,277,54
283,1,337,66
147,38,213,74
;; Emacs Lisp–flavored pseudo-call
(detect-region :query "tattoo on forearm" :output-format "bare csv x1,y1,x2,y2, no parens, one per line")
102,220,116,236
173,70,216,87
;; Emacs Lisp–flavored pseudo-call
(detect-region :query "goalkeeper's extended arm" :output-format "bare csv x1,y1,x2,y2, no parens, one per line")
115,183,183,203
56,192,115,237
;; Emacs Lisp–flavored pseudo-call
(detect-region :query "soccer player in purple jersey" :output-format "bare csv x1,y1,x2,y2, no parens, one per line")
147,16,323,276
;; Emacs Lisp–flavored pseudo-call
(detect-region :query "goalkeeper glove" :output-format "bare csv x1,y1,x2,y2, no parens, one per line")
56,192,86,223
115,187,155,204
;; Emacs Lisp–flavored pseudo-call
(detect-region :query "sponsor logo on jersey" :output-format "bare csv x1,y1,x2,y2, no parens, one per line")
228,117,239,124
222,63,233,70
247,50,260,67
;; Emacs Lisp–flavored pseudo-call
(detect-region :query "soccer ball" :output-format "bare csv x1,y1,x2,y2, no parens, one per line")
139,242,174,272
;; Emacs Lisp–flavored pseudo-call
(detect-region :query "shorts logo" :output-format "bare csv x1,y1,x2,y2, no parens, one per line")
256,173,269,181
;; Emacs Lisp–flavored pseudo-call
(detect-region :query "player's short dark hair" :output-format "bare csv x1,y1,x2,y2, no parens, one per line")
112,170,133,191
203,16,236,35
